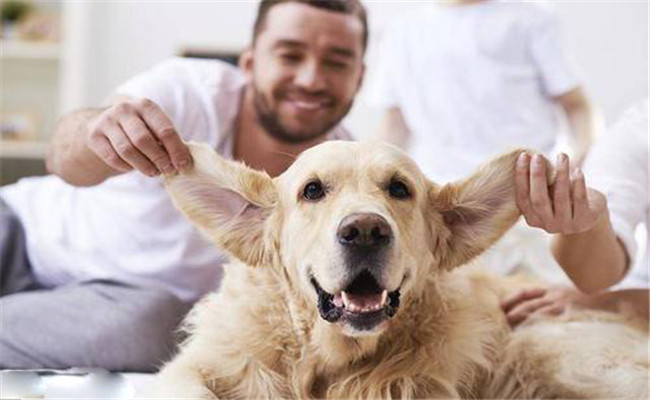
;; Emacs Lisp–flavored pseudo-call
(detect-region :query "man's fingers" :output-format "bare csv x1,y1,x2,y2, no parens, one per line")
500,287,547,313
136,99,192,172
529,154,555,224
552,153,572,226
120,114,175,175
157,128,193,172
103,123,160,177
87,134,132,172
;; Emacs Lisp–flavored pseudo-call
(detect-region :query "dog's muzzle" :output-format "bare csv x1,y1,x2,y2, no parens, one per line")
311,270,401,331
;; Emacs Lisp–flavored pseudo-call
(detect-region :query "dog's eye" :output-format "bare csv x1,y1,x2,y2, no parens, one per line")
303,181,325,201
388,180,411,199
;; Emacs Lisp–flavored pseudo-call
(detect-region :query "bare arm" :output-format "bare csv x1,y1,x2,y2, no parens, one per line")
46,97,192,187
46,107,117,186
376,107,411,149
554,87,596,164
502,287,648,327
550,212,628,293
581,289,648,319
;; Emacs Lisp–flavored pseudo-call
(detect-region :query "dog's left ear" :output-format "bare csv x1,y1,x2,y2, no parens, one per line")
429,149,528,270
165,142,278,267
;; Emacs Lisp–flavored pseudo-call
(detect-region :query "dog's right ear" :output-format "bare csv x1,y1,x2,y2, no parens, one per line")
165,142,277,267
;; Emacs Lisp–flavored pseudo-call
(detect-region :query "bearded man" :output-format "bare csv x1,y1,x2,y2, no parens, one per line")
0,0,367,371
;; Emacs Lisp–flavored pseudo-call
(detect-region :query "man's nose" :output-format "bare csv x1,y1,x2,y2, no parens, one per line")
294,60,327,91
337,213,392,249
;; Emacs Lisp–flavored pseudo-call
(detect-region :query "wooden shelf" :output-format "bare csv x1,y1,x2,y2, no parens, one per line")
0,40,60,61
0,140,48,159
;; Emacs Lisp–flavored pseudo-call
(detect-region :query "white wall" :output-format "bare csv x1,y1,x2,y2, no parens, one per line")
65,1,648,131
555,1,648,122
62,1,256,111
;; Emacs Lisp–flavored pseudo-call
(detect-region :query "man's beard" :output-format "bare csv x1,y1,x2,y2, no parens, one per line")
252,86,351,144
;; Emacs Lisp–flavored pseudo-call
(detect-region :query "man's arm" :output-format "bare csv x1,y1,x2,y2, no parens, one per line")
554,87,596,164
376,107,411,149
46,97,192,187
46,107,118,186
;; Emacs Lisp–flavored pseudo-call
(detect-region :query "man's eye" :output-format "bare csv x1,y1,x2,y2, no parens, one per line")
388,180,411,199
324,60,348,70
280,53,301,63
303,181,325,201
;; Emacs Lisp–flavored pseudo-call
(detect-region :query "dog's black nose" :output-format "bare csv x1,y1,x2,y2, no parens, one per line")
337,213,392,248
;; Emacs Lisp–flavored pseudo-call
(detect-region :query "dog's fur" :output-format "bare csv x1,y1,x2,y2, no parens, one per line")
155,141,648,399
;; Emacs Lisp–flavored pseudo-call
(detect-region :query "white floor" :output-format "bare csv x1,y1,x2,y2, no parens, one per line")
0,370,156,399
125,373,157,397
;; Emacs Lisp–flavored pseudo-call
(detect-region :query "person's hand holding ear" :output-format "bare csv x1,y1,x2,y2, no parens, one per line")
87,97,192,177
515,152,608,235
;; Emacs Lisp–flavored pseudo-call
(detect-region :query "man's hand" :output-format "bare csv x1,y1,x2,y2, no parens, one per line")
515,152,607,234
500,286,586,328
86,98,192,177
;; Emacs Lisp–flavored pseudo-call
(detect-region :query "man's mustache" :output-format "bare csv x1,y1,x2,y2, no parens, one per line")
278,88,336,106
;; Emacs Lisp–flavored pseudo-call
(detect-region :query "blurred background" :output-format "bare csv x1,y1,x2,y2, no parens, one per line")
1,0,647,184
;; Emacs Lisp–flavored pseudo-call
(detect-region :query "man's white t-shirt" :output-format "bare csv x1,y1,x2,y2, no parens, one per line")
367,0,579,183
585,100,649,289
0,58,351,302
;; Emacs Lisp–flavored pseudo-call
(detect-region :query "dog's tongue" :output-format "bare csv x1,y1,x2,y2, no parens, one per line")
333,290,388,313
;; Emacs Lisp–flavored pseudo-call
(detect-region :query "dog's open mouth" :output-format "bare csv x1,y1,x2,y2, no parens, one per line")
311,270,401,330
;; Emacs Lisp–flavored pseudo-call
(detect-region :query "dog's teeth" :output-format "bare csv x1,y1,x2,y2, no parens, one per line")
332,293,343,308
341,291,388,313
342,291,351,309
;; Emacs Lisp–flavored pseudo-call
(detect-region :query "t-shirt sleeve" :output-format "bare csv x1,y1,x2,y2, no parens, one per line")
584,100,649,280
527,8,580,97
111,58,195,141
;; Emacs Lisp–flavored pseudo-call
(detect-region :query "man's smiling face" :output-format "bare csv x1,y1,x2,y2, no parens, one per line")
242,2,365,144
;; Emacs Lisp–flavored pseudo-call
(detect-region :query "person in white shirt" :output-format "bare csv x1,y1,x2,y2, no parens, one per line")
366,0,597,277
503,99,649,326
369,0,595,183
0,0,366,371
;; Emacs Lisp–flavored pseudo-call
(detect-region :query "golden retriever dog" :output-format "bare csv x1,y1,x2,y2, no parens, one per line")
154,141,648,399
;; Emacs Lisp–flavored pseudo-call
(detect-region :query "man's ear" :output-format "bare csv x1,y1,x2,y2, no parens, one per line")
429,149,531,270
238,48,254,80
165,142,277,267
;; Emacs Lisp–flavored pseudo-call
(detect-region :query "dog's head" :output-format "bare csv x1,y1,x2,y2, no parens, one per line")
166,141,523,337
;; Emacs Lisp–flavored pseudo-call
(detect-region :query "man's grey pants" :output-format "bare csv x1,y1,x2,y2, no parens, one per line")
0,198,192,372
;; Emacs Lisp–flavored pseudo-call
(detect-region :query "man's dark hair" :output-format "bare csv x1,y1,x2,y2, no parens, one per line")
252,0,368,51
